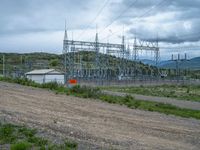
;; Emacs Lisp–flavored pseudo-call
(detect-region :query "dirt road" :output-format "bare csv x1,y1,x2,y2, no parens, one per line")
0,82,200,150
102,90,200,110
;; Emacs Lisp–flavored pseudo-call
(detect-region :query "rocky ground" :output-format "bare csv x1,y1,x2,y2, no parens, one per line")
0,81,200,150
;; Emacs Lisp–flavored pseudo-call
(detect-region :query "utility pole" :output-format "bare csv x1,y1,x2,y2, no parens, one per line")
63,20,68,84
21,55,23,65
171,53,189,82
95,26,100,83
133,37,138,80
121,34,125,77
155,35,160,78
3,55,5,77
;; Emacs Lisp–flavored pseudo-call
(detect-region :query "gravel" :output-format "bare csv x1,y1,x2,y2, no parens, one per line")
0,81,200,150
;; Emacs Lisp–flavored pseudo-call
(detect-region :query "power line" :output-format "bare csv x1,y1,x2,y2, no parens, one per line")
136,0,168,18
77,0,110,40
98,0,139,36
100,30,121,41
99,0,168,41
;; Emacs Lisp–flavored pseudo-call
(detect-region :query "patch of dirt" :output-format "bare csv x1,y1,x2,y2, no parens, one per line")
0,82,200,150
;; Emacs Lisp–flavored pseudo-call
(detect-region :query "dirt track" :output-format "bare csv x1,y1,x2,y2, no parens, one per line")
0,82,200,150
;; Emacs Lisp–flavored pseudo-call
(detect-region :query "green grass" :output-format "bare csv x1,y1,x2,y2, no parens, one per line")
0,123,78,150
102,84,200,102
98,94,200,119
0,77,200,120
68,85,200,120
11,141,32,150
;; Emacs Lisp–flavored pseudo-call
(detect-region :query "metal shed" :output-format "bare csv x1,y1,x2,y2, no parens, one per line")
25,69,64,84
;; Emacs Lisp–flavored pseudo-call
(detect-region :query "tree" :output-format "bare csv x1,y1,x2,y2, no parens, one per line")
49,59,59,67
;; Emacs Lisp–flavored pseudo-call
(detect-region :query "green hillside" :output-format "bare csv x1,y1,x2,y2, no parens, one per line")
0,52,157,77
159,57,200,70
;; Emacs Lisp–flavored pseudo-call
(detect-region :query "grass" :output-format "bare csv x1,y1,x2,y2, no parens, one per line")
0,77,200,120
102,84,200,102
98,94,200,119
11,141,32,150
0,122,78,150
68,85,200,120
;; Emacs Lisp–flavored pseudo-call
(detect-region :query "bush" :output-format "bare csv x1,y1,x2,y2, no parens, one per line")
124,95,134,104
11,141,32,150
64,140,78,149
187,87,190,93
0,124,17,144
27,136,48,147
0,123,78,150
49,59,59,67
0,76,41,88
18,127,37,138
41,82,60,90
70,85,101,98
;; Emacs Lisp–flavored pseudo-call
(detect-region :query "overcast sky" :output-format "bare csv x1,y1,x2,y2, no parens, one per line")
0,0,200,60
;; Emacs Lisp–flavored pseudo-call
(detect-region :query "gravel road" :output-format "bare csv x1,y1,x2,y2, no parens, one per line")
0,82,200,150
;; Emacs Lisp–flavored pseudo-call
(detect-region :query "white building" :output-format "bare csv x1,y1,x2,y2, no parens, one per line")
25,69,64,84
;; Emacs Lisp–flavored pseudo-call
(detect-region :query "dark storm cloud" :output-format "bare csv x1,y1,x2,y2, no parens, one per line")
111,0,200,43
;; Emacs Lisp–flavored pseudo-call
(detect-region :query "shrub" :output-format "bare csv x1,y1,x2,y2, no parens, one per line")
0,124,16,144
124,95,134,104
27,136,48,147
11,141,32,150
18,127,37,138
0,123,78,150
64,140,78,149
41,82,60,90
187,87,190,93
70,85,101,98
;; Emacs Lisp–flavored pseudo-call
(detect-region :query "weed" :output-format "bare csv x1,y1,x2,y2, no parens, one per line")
103,84,200,102
0,123,78,150
11,141,32,150
18,127,37,138
187,87,190,93
64,140,78,149
0,124,17,144
70,85,101,98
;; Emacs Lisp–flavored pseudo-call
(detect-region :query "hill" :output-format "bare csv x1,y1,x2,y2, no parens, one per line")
139,57,200,70
139,59,156,66
158,57,200,70
0,52,157,77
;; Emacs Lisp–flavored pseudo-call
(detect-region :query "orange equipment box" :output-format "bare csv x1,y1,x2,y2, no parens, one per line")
68,79,77,84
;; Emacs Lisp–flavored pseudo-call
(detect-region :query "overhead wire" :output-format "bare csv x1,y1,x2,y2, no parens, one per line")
77,0,111,40
98,0,139,36
99,0,169,42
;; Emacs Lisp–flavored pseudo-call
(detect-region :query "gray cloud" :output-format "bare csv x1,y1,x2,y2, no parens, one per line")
111,0,200,43
0,0,99,35
0,0,200,59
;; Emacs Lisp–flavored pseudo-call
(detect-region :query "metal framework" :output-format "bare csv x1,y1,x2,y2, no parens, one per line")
171,53,189,80
63,30,160,83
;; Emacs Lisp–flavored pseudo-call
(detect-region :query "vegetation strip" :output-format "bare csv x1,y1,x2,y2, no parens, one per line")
0,77,200,120
102,84,200,102
0,122,77,150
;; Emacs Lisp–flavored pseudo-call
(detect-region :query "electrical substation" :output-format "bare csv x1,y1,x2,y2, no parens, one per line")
63,28,160,84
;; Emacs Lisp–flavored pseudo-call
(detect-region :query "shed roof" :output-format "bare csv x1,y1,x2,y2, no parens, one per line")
25,69,64,75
